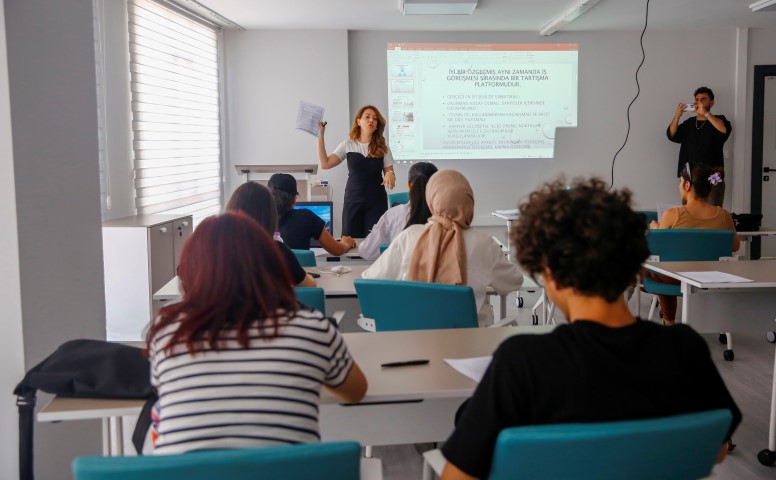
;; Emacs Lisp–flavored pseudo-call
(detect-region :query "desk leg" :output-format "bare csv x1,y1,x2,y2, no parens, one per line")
108,416,124,456
499,294,507,320
769,343,776,452
101,418,110,456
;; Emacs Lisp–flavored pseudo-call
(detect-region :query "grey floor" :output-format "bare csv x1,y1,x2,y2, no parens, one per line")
357,288,776,480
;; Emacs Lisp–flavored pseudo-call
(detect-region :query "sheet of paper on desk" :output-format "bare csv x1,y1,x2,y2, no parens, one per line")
444,356,492,383
678,271,753,283
296,101,325,137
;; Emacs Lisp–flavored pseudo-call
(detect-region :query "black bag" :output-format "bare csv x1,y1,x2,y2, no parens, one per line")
730,213,762,232
14,339,157,480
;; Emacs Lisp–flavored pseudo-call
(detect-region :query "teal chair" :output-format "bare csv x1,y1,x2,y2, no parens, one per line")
295,286,326,313
291,248,316,267
73,442,361,480
388,191,409,207
423,409,732,479
643,229,735,359
354,279,478,331
378,242,390,255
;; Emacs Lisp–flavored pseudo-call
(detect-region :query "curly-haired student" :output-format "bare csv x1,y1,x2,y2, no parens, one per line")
440,178,741,480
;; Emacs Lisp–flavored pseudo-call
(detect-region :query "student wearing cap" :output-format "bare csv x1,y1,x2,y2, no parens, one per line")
268,173,356,255
317,105,396,237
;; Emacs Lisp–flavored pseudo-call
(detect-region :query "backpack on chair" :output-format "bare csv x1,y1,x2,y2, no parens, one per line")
14,339,157,480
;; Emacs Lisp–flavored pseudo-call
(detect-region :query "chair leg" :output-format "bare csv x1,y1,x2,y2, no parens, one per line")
546,302,556,325
647,296,658,321
724,332,734,361
364,445,373,458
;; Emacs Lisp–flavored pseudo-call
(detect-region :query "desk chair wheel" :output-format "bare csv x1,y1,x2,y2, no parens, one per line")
515,296,524,308
757,448,775,466
767,331,776,344
718,333,727,344
727,438,736,452
723,350,734,361
531,314,538,326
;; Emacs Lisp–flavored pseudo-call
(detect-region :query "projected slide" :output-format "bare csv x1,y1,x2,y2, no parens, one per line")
387,43,578,160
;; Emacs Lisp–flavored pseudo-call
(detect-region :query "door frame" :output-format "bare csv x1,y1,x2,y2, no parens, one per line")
750,65,776,259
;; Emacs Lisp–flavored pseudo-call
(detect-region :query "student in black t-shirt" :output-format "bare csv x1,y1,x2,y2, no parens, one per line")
225,182,316,287
268,173,356,255
440,178,742,480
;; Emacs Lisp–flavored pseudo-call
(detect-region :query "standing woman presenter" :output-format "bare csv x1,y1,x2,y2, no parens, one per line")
317,105,396,237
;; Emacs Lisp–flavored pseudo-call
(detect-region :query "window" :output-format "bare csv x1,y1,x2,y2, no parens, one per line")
128,0,222,223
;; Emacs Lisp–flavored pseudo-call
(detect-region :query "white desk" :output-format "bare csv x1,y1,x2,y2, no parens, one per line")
737,228,776,260
38,326,553,454
154,265,518,321
643,260,776,463
491,211,519,258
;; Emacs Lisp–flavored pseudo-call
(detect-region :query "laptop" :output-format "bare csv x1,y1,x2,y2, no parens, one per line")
293,201,334,247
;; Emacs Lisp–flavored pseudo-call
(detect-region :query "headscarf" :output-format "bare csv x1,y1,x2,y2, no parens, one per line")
407,169,474,285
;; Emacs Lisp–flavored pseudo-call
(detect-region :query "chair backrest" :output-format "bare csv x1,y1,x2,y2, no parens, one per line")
295,286,326,314
354,278,478,331
378,242,390,255
73,442,361,480
291,248,316,267
489,409,732,480
646,229,733,262
388,191,409,207
635,210,658,226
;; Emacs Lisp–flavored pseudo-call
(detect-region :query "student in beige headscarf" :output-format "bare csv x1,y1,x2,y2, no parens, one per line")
362,169,523,325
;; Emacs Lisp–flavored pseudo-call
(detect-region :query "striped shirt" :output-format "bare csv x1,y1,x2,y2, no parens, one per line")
148,309,353,454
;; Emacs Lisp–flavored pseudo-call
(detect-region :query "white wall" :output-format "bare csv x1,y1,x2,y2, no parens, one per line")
0,0,25,476
5,0,106,477
223,30,351,234
99,0,134,220
348,30,739,224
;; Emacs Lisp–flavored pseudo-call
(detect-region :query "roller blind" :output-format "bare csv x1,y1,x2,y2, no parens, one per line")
128,0,222,223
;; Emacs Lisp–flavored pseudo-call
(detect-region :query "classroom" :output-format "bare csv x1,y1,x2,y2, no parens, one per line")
2,0,776,478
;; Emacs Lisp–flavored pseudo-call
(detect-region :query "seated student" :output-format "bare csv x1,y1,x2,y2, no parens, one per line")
647,162,740,325
440,178,742,480
268,173,356,255
362,169,523,325
146,212,367,454
225,182,317,287
358,161,438,260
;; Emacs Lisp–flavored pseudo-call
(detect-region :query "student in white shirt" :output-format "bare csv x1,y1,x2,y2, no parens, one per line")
362,169,523,325
358,162,438,260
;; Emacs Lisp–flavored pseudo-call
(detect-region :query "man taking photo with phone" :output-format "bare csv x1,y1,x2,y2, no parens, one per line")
667,86,732,206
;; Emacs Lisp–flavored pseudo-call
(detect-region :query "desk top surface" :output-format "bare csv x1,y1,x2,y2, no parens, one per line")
38,325,553,421
645,259,776,288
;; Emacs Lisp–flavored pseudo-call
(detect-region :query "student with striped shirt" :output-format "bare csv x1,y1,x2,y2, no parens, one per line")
145,212,367,454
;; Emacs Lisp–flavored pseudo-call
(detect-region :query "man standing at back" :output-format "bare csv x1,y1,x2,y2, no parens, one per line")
667,86,732,206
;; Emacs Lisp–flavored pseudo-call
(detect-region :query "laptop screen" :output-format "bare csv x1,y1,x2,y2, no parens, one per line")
293,202,334,243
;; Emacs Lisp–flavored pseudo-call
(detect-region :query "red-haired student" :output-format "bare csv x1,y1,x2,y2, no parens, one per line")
145,212,367,454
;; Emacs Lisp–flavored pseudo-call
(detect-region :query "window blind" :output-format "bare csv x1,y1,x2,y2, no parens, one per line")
128,0,222,223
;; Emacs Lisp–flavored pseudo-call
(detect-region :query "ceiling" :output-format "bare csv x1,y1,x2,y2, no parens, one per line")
193,0,776,32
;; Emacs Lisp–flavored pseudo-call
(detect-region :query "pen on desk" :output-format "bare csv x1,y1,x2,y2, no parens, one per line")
381,359,430,368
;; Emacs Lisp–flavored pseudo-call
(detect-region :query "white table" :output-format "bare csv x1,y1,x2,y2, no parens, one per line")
642,260,776,464
155,265,518,321
737,228,776,260
38,326,553,454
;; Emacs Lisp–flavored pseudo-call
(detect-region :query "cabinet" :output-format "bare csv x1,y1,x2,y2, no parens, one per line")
102,214,193,340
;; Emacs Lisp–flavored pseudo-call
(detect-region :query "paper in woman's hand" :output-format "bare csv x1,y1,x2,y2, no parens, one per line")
296,101,325,137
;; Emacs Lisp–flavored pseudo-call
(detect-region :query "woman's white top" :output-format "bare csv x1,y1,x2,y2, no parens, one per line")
361,223,523,325
332,140,395,166
358,203,411,260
